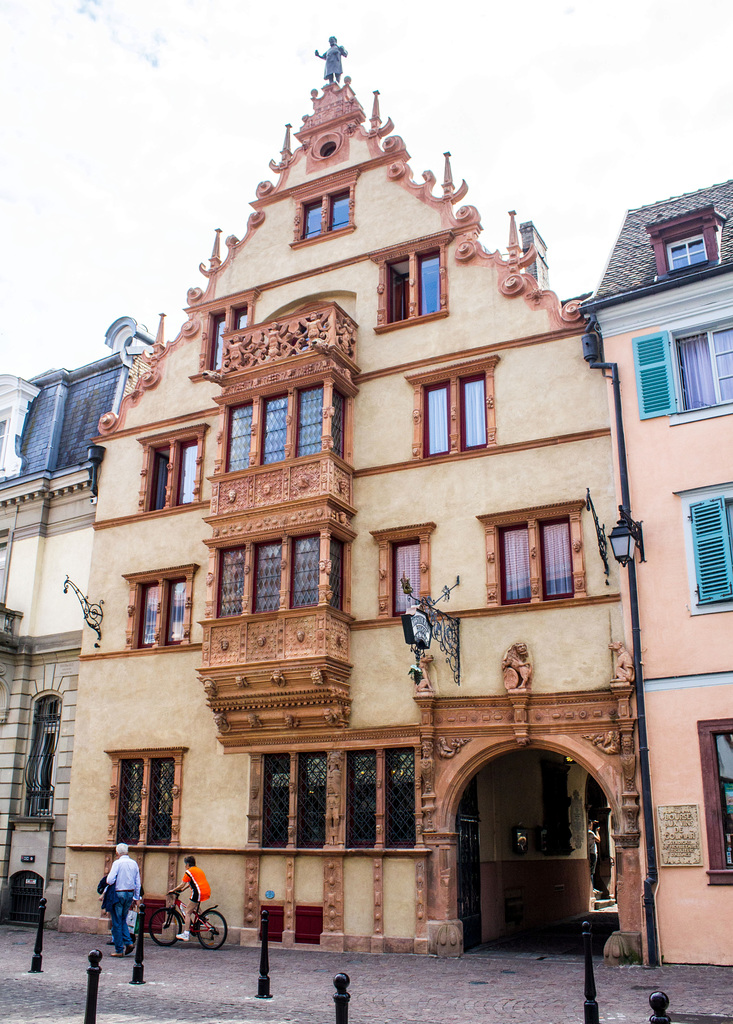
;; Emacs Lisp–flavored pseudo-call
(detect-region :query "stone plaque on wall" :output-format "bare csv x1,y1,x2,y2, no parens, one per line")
657,804,703,866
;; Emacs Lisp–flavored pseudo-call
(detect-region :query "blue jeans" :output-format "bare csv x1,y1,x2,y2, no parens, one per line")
110,892,134,952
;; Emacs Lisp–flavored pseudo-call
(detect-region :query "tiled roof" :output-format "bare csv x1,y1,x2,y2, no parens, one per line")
19,356,124,477
594,179,733,300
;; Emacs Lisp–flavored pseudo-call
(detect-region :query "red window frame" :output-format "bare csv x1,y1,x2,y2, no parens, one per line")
424,383,450,457
150,448,169,511
459,375,487,451
329,191,350,231
290,535,320,609
177,441,197,505
233,305,248,330
227,403,253,473
392,540,420,616
539,518,574,600
388,260,409,323
164,579,187,645
262,394,288,465
218,546,246,618
296,387,324,458
499,525,531,606
417,251,440,317
254,541,282,613
209,313,226,371
698,719,733,883
138,583,160,648
303,201,322,239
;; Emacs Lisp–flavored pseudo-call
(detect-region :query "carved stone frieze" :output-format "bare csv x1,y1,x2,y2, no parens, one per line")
437,737,469,759
323,857,344,935
585,730,621,754
209,626,241,665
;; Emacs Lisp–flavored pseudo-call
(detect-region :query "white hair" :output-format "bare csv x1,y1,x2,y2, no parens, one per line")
116,843,129,855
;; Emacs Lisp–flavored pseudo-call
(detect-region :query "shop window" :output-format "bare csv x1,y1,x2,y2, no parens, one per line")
477,501,586,607
123,564,198,649
138,424,207,513
24,696,61,817
407,355,499,459
107,748,185,847
371,523,436,618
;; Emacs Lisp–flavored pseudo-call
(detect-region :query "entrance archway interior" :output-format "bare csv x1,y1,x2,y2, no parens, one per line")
456,747,616,950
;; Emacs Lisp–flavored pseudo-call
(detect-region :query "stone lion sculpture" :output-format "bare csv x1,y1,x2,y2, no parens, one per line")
502,642,533,691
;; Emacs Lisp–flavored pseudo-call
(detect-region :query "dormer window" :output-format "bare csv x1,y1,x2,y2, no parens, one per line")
668,236,707,271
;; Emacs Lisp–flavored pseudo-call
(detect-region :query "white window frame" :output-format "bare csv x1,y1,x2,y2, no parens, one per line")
673,326,733,414
667,235,707,271
678,481,733,616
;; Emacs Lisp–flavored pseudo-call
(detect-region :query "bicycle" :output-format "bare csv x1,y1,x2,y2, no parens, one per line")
148,895,228,949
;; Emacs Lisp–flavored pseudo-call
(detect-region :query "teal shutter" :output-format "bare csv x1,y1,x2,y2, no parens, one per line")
690,498,733,603
632,332,676,419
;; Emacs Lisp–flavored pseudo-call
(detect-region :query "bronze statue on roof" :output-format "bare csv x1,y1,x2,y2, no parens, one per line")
315,37,348,85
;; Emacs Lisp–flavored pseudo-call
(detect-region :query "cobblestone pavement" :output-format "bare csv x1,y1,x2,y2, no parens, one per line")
1,924,732,1024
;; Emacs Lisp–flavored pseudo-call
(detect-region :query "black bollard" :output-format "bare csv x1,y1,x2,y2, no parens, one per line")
649,991,671,1024
582,920,599,1024
333,973,350,1024
130,901,145,985
28,896,47,973
84,949,103,1024
256,907,272,999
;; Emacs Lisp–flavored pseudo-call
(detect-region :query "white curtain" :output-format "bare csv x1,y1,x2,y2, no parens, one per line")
168,581,186,642
395,542,421,613
463,379,486,447
543,521,572,597
713,329,733,403
142,586,159,645
427,388,449,455
502,528,530,602
678,334,716,409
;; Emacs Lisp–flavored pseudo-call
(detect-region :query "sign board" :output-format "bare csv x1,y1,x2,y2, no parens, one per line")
657,804,703,866
20,855,35,863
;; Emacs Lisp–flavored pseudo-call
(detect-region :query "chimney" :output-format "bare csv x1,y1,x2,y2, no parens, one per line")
519,221,550,291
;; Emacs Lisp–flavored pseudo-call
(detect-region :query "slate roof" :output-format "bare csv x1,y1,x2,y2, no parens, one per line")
18,355,124,478
593,179,733,302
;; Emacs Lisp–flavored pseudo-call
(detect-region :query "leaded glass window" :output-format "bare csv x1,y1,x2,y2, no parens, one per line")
386,748,415,847
228,404,253,473
255,542,282,612
25,697,61,816
347,751,376,847
118,759,144,844
219,547,246,617
166,580,186,643
148,758,174,844
332,391,344,457
263,396,288,464
298,752,327,848
263,754,290,848
297,387,323,457
329,538,343,610
292,536,319,608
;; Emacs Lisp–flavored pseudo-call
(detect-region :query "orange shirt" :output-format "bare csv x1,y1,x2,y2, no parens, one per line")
182,866,210,902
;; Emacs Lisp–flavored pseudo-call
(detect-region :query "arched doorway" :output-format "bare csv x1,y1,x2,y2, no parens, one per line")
453,746,617,950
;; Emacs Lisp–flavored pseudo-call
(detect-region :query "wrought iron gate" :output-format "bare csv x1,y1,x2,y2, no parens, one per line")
457,776,481,950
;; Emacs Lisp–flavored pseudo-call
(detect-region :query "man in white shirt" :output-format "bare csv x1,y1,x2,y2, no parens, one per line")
106,843,141,956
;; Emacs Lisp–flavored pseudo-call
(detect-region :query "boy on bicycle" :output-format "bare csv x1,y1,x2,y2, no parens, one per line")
168,855,211,941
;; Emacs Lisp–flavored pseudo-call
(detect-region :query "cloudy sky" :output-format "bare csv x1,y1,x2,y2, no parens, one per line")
2,0,731,379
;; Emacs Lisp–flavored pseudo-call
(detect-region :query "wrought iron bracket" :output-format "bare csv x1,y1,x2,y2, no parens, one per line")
585,489,610,585
63,576,104,648
417,577,461,686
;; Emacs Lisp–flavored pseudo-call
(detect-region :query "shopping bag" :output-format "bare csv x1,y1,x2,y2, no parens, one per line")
126,908,138,931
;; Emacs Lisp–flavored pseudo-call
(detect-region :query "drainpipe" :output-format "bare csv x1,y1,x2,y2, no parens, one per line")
582,319,660,967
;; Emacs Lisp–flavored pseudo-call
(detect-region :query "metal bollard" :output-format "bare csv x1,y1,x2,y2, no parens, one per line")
649,991,671,1024
84,949,103,1024
130,901,145,985
256,907,272,999
28,896,47,973
582,920,599,1024
333,973,350,1024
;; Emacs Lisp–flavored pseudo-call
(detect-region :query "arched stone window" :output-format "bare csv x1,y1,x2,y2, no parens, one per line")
25,696,61,817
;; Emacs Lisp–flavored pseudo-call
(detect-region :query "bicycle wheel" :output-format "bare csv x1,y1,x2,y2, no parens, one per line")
148,907,184,946
196,909,227,949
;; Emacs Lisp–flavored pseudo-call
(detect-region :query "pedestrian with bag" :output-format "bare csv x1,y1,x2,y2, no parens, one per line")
106,843,141,956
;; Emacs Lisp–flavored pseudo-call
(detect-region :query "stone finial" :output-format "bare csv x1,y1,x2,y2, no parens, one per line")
209,228,222,270
370,90,381,131
507,210,521,258
281,124,292,160
442,152,454,198
153,313,166,355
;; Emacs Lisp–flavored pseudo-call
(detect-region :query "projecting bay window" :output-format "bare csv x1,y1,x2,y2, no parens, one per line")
218,547,246,617
263,395,288,464
291,536,319,608
255,542,283,612
407,355,499,459
297,388,324,457
138,425,207,513
107,747,185,847
478,501,586,607
124,564,198,649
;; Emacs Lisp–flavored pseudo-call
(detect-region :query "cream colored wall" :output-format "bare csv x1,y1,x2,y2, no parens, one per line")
343,857,373,935
647,685,733,965
258,855,287,901
605,328,733,678
294,856,322,903
383,858,415,937
5,529,93,636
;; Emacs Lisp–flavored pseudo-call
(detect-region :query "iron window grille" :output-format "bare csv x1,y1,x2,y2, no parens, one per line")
25,696,61,817
298,752,327,848
118,758,144,844
147,757,175,845
385,748,416,847
262,754,291,848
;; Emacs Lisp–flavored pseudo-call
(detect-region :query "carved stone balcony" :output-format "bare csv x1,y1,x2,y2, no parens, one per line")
210,455,352,518
200,606,352,747
221,302,356,376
